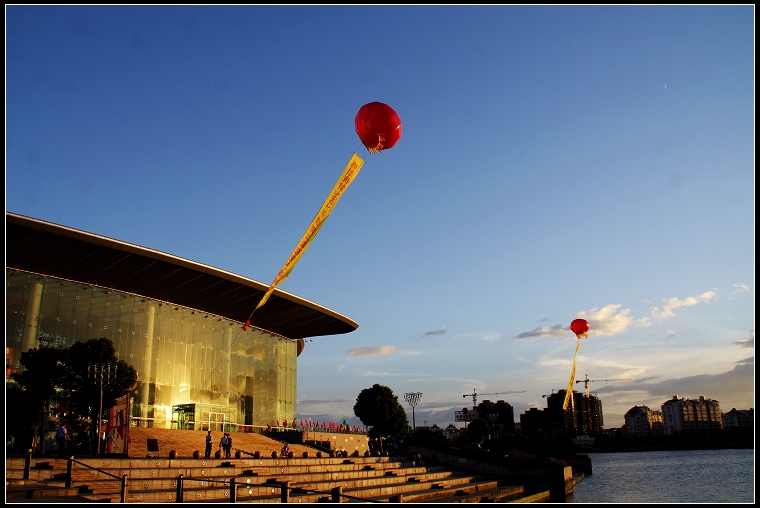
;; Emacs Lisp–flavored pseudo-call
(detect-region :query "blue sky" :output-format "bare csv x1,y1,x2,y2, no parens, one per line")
6,5,754,429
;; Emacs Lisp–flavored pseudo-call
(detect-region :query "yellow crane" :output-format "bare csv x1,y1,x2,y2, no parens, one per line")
463,389,526,411
575,374,632,397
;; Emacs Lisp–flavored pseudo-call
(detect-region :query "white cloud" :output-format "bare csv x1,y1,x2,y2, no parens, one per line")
515,324,566,340
346,346,397,357
733,331,754,349
515,288,726,342
515,304,647,340
398,350,423,356
454,331,505,342
596,361,754,409
650,291,716,320
538,357,573,367
733,282,750,292
577,304,645,336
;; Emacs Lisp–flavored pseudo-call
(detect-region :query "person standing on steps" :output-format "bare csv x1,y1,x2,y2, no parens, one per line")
225,433,232,458
219,433,228,458
205,430,213,459
56,422,68,458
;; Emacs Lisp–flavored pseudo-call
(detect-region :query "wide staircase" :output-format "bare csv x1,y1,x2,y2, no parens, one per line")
6,430,547,503
125,427,335,459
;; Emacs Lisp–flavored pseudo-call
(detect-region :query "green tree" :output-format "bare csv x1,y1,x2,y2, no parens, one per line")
10,338,137,455
10,345,68,454
466,418,490,445
353,384,409,453
6,383,41,453
62,338,137,425
476,399,515,436
527,429,551,459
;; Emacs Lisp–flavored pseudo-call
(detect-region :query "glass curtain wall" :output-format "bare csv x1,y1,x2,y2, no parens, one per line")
6,269,297,429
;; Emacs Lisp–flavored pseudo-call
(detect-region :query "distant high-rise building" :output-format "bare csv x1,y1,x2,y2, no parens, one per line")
624,405,664,435
661,395,723,434
519,407,549,435
545,391,572,435
476,399,516,437
536,389,605,436
580,392,604,435
722,408,754,428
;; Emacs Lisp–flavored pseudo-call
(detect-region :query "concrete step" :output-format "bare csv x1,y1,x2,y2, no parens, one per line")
409,483,526,503
346,474,489,502
56,463,443,492
504,489,552,503
6,485,81,500
6,451,548,504
75,469,488,504
124,427,370,459
68,466,463,499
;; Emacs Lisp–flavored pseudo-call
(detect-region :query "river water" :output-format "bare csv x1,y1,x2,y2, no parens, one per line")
568,448,754,503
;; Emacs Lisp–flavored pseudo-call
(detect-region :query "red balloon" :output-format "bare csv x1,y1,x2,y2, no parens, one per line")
570,318,590,338
355,102,402,153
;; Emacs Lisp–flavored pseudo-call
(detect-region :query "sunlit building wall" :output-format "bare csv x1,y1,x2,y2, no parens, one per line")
624,405,664,435
6,212,358,432
6,269,297,429
661,395,723,435
544,390,605,436
722,408,753,428
580,393,604,435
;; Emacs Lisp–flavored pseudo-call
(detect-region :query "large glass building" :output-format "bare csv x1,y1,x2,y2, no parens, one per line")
6,212,358,430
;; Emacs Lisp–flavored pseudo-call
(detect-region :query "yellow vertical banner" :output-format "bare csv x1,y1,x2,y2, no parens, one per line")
563,341,581,410
254,153,365,311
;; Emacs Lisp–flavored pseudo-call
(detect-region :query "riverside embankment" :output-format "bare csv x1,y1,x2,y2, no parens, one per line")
409,446,589,502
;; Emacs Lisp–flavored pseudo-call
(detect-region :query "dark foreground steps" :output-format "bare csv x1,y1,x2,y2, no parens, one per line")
7,454,548,503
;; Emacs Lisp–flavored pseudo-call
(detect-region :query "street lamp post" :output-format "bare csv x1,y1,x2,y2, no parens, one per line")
36,336,55,455
403,392,422,431
89,363,117,456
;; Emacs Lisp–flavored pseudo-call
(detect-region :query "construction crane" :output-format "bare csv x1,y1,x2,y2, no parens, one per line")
576,374,632,397
542,389,556,399
463,389,526,411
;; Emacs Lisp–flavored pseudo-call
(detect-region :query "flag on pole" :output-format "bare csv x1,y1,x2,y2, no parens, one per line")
252,153,365,313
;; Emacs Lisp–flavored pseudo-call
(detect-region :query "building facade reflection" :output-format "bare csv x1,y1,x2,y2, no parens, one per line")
6,269,296,429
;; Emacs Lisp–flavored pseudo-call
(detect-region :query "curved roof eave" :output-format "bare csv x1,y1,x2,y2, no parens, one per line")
6,212,359,339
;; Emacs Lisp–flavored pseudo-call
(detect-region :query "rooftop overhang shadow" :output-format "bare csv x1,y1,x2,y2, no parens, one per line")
6,212,358,340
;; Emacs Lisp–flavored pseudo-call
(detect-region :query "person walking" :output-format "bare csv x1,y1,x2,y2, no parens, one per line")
205,430,213,459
